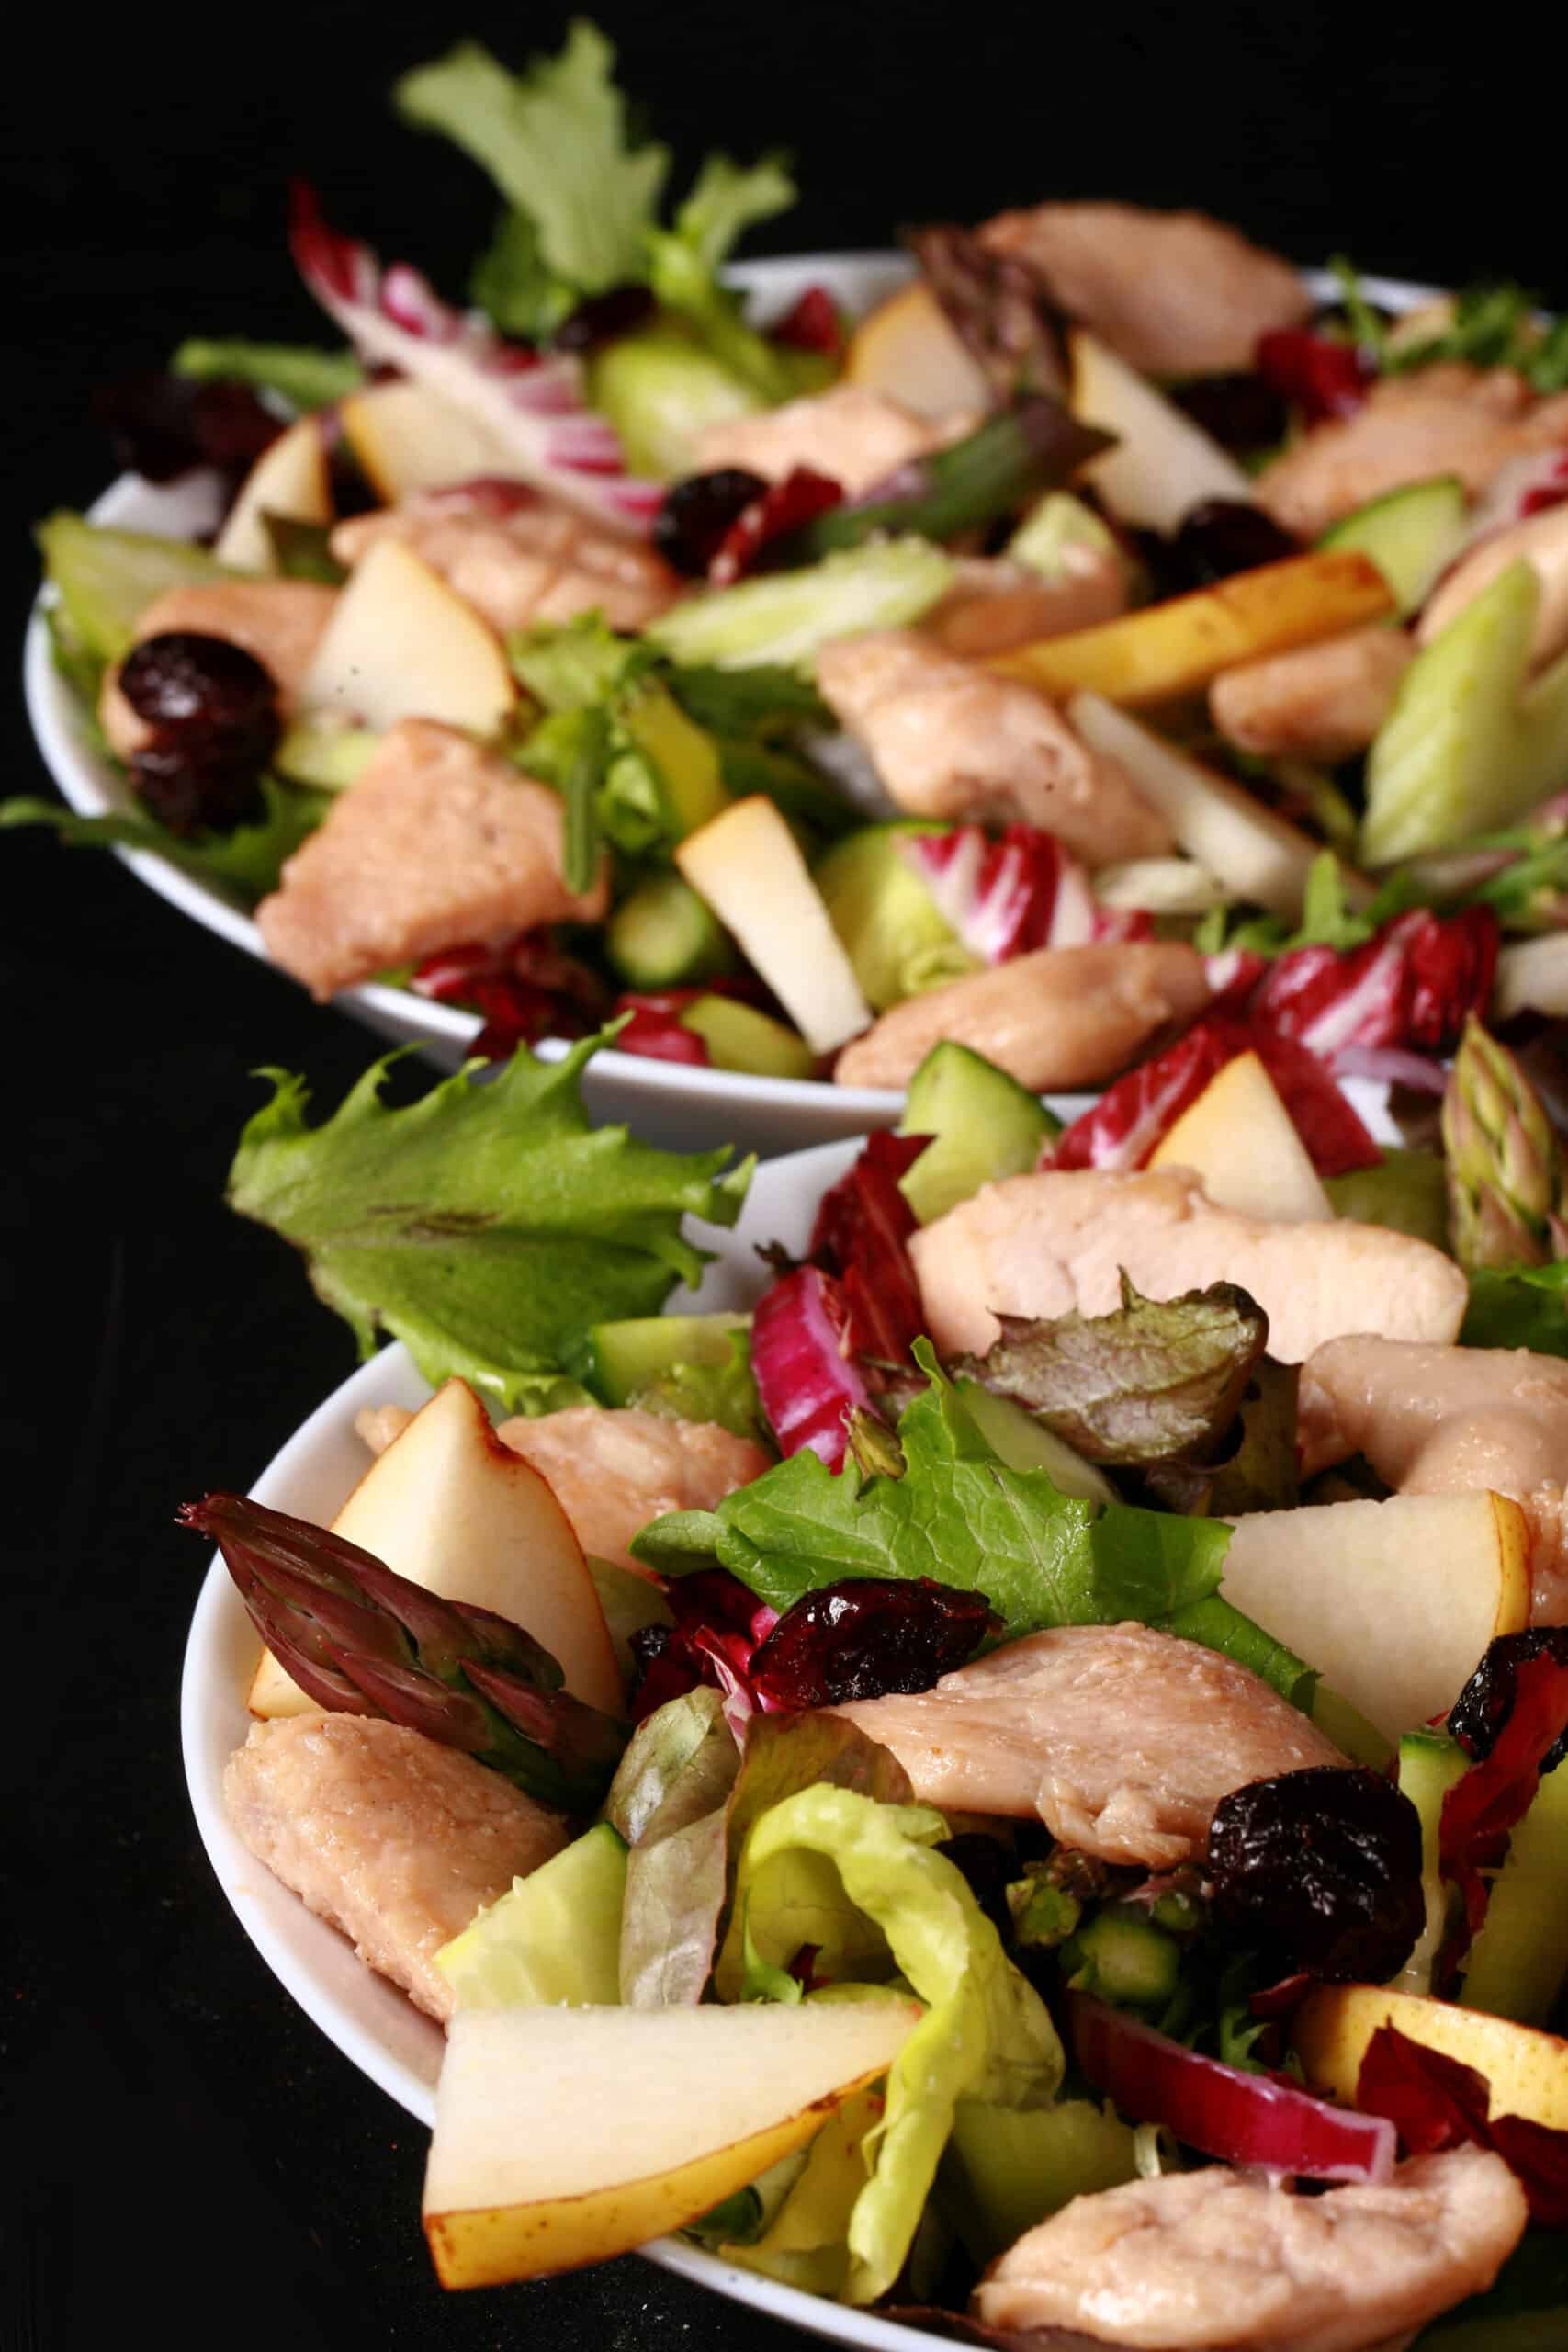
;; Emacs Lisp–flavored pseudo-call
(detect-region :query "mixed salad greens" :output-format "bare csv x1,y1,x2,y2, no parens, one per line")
16,19,1568,1104
189,1014,1568,2346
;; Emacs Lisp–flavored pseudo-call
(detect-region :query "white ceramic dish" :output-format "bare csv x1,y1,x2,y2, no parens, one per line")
28,258,1427,1155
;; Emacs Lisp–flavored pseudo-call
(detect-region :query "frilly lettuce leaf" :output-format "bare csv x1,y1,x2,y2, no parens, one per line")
396,24,671,298
718,1784,1064,2304
1,775,330,903
226,1033,751,1414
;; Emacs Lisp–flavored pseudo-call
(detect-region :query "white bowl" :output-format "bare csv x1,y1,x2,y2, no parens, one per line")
28,257,1427,1156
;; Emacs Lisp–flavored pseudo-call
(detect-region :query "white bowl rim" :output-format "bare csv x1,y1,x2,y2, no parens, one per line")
25,254,1436,1124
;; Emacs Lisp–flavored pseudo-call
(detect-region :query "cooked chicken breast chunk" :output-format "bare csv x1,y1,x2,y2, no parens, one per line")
815,630,1173,863
1300,1334,1568,1619
99,579,338,759
331,491,682,636
694,384,975,494
1417,496,1568,673
832,1622,1343,1865
909,1167,1469,1363
224,1714,569,2021
1255,365,1568,539
255,718,608,1001
975,2145,1526,2350
1210,624,1414,763
976,201,1312,377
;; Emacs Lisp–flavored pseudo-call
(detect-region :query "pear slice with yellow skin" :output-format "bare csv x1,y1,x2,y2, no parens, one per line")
423,2000,919,2288
214,416,333,574
1292,1982,1568,2133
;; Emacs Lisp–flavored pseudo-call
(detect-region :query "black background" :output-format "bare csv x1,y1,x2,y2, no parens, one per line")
6,5,1564,2346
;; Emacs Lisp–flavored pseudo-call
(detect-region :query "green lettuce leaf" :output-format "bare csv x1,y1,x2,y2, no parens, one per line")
226,1033,751,1413
171,337,364,410
1461,1261,1568,1356
646,153,799,402
637,1346,1231,1642
719,1784,1064,2303
940,2098,1137,2267
395,24,670,297
1,775,329,902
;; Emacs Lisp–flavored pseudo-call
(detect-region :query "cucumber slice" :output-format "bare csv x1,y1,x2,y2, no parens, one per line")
1064,1905,1182,2008
814,823,972,1012
434,1821,627,2008
1324,1149,1450,1251
1008,490,1122,582
587,325,766,480
619,682,729,838
679,994,814,1080
954,1378,1118,1507
1319,475,1468,619
897,1040,1059,1225
273,716,381,792
1362,560,1568,864
1461,1760,1568,2023
606,872,735,989
37,511,230,663
583,1311,750,1408
646,537,956,673
1393,1728,1470,1996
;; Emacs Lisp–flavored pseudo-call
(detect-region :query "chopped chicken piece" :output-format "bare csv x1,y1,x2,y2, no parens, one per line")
355,1402,772,1576
976,200,1313,378
1418,497,1568,673
1255,365,1568,539
833,1623,1344,1864
492,1408,772,1574
331,490,682,636
923,551,1131,658
1210,624,1415,762
99,579,338,760
694,384,975,494
224,1714,568,2021
909,1166,1469,1363
814,630,1173,863
255,718,607,1001
1300,1334,1568,1620
834,941,1213,1094
975,2144,1526,2350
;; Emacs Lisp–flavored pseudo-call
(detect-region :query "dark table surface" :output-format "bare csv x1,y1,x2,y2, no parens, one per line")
6,5,1564,2343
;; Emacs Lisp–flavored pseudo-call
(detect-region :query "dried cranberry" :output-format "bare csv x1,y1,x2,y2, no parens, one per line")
1207,1766,1425,1984
120,632,277,735
119,632,281,835
94,371,282,487
553,284,658,354
1256,329,1371,424
771,286,842,356
747,1577,998,1709
409,931,611,1061
1169,371,1290,455
1450,1629,1568,1773
1169,499,1302,585
709,467,844,584
653,469,769,577
130,739,268,834
626,1623,700,1721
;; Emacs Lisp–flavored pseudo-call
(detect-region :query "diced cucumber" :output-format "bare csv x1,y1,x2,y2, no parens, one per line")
954,1378,1119,1507
679,994,814,1080
619,681,729,838
273,716,381,792
1008,490,1122,582
897,1039,1060,1225
1461,1759,1568,2024
583,1311,750,1407
1362,560,1568,865
606,872,735,989
1393,1728,1469,1996
1325,1148,1450,1252
1063,1905,1182,2008
813,823,972,1012
646,538,956,673
1319,475,1468,619
434,1821,627,2007
586,324,766,480
1310,1682,1394,1771
37,511,230,664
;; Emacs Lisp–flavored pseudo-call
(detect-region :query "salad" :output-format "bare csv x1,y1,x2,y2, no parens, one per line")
184,1020,1568,2347
16,22,1568,1107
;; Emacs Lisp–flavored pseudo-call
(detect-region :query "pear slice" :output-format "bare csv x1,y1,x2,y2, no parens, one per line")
674,797,872,1055
248,1379,622,1720
299,537,516,736
1292,1982,1568,2133
1068,329,1253,533
214,417,333,573
1151,1050,1332,1223
423,1999,918,2287
842,280,991,419
1219,1490,1530,1739
339,379,513,502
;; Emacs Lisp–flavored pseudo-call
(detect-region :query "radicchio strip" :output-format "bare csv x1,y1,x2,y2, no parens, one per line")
1255,328,1372,423
1356,2024,1568,2225
1249,908,1499,1061
750,1263,872,1469
1069,1994,1396,2183
897,824,1150,964
709,465,844,585
288,182,662,533
409,931,611,1060
807,1129,931,1374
